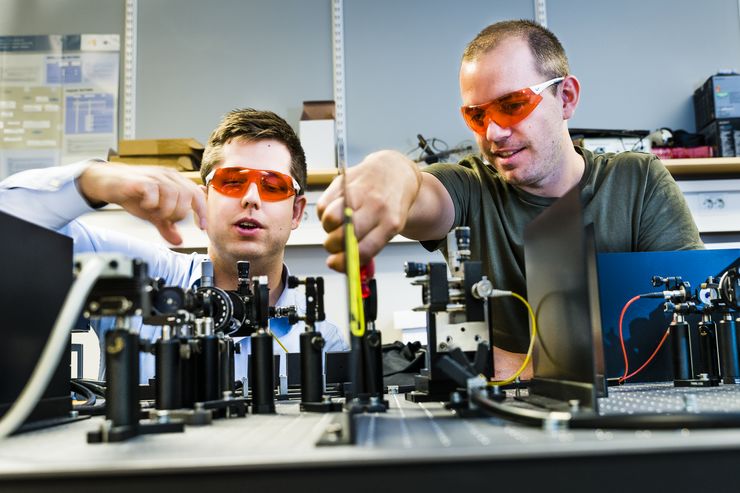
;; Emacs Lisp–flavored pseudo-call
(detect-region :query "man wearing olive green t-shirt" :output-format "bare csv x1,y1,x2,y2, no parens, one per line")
317,20,702,380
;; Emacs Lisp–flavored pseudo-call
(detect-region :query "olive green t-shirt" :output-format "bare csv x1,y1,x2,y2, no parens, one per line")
421,146,703,353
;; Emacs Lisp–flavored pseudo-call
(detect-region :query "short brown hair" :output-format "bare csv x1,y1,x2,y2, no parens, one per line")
200,108,306,195
462,19,569,80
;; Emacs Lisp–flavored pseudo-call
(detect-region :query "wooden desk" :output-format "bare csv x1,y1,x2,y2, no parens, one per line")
662,157,740,178
182,159,740,184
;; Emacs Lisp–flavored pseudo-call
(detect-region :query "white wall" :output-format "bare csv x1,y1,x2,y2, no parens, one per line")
5,0,736,158
284,242,443,343
6,0,740,342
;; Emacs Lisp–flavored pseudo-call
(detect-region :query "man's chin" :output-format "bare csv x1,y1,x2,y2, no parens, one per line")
214,242,264,265
232,246,264,261
228,239,287,264
490,163,522,183
482,153,545,190
484,153,516,172
493,167,540,189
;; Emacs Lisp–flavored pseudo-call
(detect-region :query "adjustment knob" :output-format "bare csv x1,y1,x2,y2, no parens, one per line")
455,227,471,250
404,261,428,277
237,261,250,281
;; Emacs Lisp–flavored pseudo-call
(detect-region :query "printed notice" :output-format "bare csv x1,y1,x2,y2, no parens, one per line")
0,35,119,178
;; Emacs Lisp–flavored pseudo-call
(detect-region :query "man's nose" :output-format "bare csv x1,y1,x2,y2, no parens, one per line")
240,182,261,208
485,118,513,142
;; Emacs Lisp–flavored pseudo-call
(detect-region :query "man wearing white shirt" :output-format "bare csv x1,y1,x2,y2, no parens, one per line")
0,108,348,382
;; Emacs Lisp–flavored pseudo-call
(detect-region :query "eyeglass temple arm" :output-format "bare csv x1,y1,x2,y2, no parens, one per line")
530,76,565,95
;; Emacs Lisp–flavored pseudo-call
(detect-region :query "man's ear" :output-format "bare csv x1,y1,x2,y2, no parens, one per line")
291,195,308,230
560,74,580,120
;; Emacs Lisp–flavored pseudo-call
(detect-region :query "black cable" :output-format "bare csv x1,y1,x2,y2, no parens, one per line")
76,378,106,386
630,135,648,152
417,134,440,164
71,379,107,413
72,378,106,397
637,291,665,299
410,135,475,164
74,402,106,416
429,137,448,153
71,379,107,415
471,391,568,426
71,380,96,407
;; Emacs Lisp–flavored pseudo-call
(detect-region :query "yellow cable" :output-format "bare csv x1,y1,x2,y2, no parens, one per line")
488,291,537,386
270,331,288,353
345,207,365,338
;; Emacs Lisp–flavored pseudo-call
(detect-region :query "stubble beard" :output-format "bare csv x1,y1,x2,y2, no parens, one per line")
480,143,541,189
480,135,562,194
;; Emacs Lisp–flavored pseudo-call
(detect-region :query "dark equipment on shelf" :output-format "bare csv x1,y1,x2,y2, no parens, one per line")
0,211,77,431
414,134,473,165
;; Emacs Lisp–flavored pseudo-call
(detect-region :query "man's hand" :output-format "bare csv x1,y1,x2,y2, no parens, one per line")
77,162,207,245
316,150,422,271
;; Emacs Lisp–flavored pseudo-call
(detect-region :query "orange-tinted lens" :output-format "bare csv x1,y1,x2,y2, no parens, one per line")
461,88,542,135
210,167,296,201
211,168,249,197
258,171,294,201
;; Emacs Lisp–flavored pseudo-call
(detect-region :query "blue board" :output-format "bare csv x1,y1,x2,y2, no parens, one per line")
597,249,740,382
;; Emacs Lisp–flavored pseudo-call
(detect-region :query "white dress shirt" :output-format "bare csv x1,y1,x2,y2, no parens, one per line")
0,162,348,383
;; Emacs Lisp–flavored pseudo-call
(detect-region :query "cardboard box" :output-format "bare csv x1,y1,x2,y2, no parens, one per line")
693,74,740,131
108,154,198,171
118,138,204,160
299,101,336,169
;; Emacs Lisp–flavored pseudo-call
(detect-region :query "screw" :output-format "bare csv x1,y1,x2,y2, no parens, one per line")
568,399,580,412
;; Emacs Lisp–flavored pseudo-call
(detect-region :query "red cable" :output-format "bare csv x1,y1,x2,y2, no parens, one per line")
619,295,642,380
620,328,671,382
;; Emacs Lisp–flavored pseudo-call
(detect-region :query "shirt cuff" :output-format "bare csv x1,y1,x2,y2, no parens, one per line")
0,160,102,228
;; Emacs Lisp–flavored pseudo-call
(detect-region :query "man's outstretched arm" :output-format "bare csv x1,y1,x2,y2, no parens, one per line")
317,150,455,271
1,160,207,246
77,161,207,245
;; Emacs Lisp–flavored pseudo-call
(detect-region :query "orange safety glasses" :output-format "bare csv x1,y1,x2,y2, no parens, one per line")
460,77,564,136
205,166,300,202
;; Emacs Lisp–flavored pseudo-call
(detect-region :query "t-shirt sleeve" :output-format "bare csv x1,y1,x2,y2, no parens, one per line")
419,162,481,252
638,157,704,251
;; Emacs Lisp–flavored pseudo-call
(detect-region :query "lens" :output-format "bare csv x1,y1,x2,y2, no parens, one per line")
462,105,489,135
497,91,538,117
212,168,248,197
259,172,292,200
210,167,296,201
461,88,542,135
493,90,541,127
